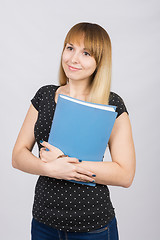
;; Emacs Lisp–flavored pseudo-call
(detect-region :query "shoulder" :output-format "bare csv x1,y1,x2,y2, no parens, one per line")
109,91,129,118
33,84,60,98
109,91,125,104
35,84,60,94
31,84,60,111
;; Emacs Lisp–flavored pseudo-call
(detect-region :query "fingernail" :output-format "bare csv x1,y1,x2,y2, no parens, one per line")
92,174,96,177
40,140,43,143
92,180,95,183
79,159,82,162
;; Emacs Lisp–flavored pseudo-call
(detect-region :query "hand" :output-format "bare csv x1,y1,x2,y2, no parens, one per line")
40,141,64,163
44,156,96,183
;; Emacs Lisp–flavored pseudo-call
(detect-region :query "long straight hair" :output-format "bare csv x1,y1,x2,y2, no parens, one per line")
58,22,112,105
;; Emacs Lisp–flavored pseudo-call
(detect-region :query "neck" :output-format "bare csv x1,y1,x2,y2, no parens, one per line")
66,80,91,98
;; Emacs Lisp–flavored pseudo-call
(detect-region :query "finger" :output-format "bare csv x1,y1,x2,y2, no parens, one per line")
39,150,46,162
66,157,79,164
40,148,46,157
40,141,64,154
40,148,46,154
73,174,95,183
40,157,47,163
39,151,43,159
41,149,47,154
76,166,96,177
67,158,96,176
40,147,46,151
40,141,52,151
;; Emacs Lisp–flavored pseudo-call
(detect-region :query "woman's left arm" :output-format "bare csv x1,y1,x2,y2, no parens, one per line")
75,112,136,187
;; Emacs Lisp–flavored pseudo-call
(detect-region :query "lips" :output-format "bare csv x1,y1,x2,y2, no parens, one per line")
68,65,81,71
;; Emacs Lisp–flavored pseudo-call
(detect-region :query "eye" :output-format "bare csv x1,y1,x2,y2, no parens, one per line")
83,51,91,56
66,46,73,51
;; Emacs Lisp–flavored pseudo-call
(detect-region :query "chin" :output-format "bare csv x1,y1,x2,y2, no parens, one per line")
64,73,82,81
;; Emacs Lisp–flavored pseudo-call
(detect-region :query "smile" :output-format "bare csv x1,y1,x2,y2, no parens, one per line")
68,65,81,71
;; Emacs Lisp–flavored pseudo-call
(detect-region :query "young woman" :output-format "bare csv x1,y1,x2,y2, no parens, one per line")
12,22,136,240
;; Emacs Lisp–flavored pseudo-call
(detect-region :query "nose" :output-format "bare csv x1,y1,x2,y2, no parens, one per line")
71,52,80,64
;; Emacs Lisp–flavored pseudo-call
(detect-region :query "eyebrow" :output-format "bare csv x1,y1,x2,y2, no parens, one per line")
67,42,89,51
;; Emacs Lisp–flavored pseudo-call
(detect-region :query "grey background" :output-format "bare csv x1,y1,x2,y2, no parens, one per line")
0,0,159,239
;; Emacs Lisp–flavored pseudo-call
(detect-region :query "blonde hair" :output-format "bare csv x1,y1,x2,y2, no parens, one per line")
58,22,112,105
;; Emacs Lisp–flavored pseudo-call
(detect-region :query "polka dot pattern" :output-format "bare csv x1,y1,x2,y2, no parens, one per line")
30,84,129,233
109,91,129,118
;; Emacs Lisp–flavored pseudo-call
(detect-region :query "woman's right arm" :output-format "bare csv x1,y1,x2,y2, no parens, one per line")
12,104,47,175
12,104,96,182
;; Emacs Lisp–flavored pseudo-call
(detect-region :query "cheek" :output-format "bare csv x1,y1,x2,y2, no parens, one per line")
62,53,69,71
85,59,97,72
62,51,70,63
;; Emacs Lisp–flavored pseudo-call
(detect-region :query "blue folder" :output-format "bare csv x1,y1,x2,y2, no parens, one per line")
47,94,118,186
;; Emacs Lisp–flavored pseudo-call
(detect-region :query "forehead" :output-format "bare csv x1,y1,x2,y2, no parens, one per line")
67,41,85,49
65,31,94,56
66,31,85,46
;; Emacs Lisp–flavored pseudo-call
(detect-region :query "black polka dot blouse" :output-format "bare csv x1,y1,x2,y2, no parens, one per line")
31,84,129,233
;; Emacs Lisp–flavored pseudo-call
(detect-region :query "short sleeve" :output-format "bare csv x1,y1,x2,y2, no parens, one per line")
109,92,129,118
31,86,43,111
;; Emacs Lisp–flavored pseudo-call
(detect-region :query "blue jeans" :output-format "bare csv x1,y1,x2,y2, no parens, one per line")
31,217,119,240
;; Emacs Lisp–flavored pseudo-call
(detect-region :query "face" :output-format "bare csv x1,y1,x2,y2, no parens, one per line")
62,39,97,83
